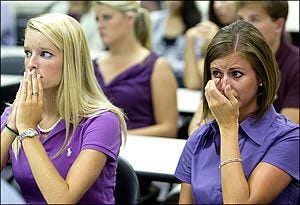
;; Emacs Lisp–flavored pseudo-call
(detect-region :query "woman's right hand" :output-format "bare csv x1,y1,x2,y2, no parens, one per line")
6,74,23,132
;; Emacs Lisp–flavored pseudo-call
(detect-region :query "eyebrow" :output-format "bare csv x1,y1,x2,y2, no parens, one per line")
23,46,56,52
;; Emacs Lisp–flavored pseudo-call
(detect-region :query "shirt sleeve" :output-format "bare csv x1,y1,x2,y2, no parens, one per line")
81,111,122,161
1,106,12,132
262,126,300,180
174,130,201,184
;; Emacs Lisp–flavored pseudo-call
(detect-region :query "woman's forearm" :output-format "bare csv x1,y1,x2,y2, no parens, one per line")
183,36,202,89
21,137,75,204
1,128,17,170
220,127,250,203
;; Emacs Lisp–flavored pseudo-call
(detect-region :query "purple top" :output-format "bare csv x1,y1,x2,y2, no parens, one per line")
175,106,299,204
1,106,122,204
274,34,300,112
93,53,159,129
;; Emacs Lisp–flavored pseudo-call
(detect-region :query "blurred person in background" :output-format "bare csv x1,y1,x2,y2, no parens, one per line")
93,1,178,138
92,1,179,203
140,0,162,12
1,1,17,46
236,1,299,124
150,1,202,88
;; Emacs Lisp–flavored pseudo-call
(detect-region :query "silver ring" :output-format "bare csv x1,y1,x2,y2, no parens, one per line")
32,92,39,97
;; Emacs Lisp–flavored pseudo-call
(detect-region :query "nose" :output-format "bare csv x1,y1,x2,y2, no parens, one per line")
218,76,230,93
26,54,39,71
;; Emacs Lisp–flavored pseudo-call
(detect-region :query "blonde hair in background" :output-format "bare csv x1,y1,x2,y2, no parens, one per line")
96,1,152,50
12,13,127,159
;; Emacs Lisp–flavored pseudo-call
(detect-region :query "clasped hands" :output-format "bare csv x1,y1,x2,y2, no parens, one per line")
7,70,43,135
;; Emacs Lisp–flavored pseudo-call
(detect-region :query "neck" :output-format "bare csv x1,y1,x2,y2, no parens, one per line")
42,89,59,118
270,35,281,55
108,34,143,56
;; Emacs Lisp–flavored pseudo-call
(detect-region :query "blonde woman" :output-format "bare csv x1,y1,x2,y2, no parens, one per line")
93,1,178,138
1,13,127,204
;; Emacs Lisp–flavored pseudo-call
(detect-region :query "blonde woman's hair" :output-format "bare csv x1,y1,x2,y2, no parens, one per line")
12,13,127,158
95,1,152,50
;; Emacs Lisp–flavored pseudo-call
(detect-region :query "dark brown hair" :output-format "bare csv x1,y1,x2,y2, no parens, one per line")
201,20,280,122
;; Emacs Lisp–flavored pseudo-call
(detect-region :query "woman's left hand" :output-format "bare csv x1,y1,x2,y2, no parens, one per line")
205,79,239,127
16,70,43,132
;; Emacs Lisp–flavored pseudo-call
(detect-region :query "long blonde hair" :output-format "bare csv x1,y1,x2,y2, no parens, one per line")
12,13,127,158
95,1,152,50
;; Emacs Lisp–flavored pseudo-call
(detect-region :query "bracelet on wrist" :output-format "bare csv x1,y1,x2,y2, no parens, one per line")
219,157,242,168
5,124,19,136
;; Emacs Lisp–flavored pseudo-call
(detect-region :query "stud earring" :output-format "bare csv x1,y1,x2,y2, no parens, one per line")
259,82,263,87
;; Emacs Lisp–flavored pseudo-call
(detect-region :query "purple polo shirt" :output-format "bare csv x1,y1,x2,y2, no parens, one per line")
1,106,122,204
93,53,158,129
273,34,300,112
175,106,299,204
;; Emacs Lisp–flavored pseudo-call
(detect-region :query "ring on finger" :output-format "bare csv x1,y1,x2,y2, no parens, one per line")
32,92,39,97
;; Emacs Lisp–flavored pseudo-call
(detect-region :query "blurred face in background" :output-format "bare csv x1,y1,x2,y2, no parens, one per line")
237,5,282,52
166,1,183,14
214,1,237,25
95,4,132,47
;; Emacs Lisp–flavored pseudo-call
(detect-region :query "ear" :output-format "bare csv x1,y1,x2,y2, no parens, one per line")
125,11,137,25
274,17,285,34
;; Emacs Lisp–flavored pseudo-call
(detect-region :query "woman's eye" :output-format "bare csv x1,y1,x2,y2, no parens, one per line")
40,51,52,58
103,15,112,21
24,50,31,58
212,71,222,78
231,71,243,78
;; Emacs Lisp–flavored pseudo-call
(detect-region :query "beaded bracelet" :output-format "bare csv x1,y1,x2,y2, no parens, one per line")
5,124,19,136
219,157,242,168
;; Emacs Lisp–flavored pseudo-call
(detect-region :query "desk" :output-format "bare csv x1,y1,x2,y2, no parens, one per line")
120,135,186,183
177,88,201,114
1,75,22,87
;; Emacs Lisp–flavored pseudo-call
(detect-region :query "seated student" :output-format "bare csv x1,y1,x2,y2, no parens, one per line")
236,1,299,124
188,1,300,135
184,1,237,90
0,13,127,204
92,1,178,138
150,1,202,87
175,20,299,204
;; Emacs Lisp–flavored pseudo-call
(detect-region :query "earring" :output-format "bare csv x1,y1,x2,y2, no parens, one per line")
259,82,263,87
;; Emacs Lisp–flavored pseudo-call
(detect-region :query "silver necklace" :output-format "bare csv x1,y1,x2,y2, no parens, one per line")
37,117,62,134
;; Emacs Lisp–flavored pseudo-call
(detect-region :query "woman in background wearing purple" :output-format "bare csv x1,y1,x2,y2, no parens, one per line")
93,1,178,138
1,13,127,204
175,20,299,204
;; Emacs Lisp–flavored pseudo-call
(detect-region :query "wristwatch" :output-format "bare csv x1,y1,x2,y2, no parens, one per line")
18,128,38,142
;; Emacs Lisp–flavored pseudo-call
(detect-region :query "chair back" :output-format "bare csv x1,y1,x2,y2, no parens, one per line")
114,156,140,205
